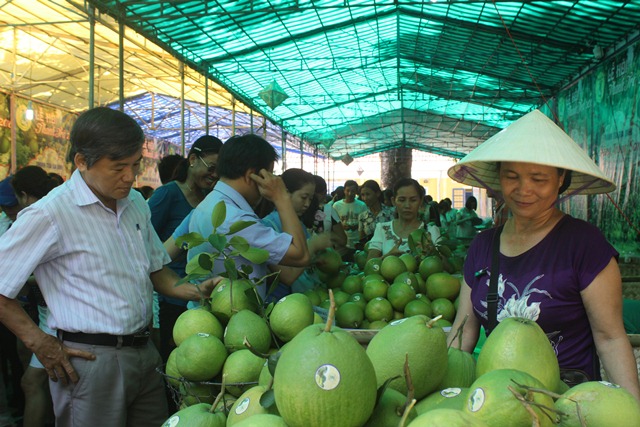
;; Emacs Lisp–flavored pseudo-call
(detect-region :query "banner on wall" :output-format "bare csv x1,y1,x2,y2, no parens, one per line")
1,92,175,189
557,42,639,251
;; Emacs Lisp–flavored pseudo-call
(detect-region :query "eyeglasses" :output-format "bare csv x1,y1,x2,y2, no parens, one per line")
198,156,217,173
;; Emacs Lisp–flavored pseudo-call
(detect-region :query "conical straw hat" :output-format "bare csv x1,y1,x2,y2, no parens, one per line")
447,110,615,195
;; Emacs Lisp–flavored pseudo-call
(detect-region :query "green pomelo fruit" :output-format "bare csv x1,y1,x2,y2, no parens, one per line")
269,293,314,342
380,255,408,282
210,278,259,325
399,253,418,273
404,299,433,318
315,288,329,302
315,247,343,274
224,309,271,353
165,349,181,387
233,414,288,427
363,273,385,284
363,387,417,427
354,250,368,271
363,278,389,301
415,274,427,294
213,394,237,413
408,408,487,427
368,320,389,329
364,257,382,276
175,333,227,382
222,349,266,397
418,256,444,280
431,298,456,322
258,360,272,387
415,387,469,414
364,297,394,322
348,292,367,310
273,324,378,427
555,381,640,427
319,299,331,310
387,282,417,311
432,318,452,329
463,369,555,427
326,269,347,289
162,403,226,427
179,382,217,406
426,272,461,301
476,317,560,391
393,271,420,293
366,315,448,399
303,289,321,306
313,312,323,324
173,307,224,346
341,274,364,294
335,301,365,328
332,289,350,307
227,385,275,426
436,347,476,389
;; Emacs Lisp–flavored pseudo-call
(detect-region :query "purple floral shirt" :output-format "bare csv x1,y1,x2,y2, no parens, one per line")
464,215,618,379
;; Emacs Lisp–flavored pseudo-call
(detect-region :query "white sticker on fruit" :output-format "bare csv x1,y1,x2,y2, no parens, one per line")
278,296,287,303
217,285,225,292
441,387,462,398
163,416,180,427
315,364,340,390
196,333,210,338
235,397,250,414
599,381,620,388
390,318,407,326
468,388,485,412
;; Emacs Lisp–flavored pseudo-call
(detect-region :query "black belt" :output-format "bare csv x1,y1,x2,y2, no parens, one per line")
58,329,150,347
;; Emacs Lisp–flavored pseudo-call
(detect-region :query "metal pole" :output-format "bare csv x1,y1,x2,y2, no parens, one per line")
118,20,124,111
88,5,95,108
180,62,185,156
205,75,209,133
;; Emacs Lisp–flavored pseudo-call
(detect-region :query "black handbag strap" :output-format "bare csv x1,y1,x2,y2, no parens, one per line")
487,225,504,332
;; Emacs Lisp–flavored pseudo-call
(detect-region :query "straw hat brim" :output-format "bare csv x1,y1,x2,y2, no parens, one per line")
447,110,616,195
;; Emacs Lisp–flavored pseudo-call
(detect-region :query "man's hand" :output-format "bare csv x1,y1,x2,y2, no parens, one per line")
32,333,95,385
198,276,224,299
249,169,289,203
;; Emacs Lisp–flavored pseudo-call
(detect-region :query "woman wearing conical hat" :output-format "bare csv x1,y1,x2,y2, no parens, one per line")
447,110,640,400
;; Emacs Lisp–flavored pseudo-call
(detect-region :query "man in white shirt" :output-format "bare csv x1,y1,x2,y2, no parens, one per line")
0,108,216,427
332,179,368,256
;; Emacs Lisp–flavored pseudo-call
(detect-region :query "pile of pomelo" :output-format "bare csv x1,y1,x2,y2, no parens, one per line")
162,255,640,426
310,245,462,331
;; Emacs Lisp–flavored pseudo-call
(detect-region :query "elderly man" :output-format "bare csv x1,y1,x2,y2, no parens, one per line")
0,107,216,426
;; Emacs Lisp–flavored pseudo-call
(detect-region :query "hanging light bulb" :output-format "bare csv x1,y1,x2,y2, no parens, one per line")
25,100,34,121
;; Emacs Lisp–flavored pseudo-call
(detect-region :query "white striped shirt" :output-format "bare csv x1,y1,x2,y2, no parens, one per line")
0,170,170,335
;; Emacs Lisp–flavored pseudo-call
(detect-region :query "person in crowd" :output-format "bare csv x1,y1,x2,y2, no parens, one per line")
0,177,20,233
0,178,20,427
357,179,394,247
174,134,310,301
382,188,394,207
46,173,64,186
262,169,331,299
420,193,442,229
455,195,480,240
134,186,154,200
438,198,457,236
302,175,348,257
157,154,183,185
329,186,344,205
367,178,440,259
447,109,640,400
11,166,61,427
0,107,218,426
333,180,368,258
147,135,222,362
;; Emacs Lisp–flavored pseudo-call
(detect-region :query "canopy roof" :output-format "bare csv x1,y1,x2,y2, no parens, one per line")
2,1,639,159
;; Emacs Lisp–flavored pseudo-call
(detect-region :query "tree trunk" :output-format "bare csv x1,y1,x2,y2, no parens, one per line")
380,147,412,190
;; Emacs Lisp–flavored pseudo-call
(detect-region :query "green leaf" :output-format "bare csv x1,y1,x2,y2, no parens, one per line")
240,264,254,276
211,201,226,229
267,351,282,376
175,232,206,250
197,253,213,271
228,220,256,234
240,247,270,264
224,258,237,281
259,389,276,409
376,375,402,405
229,235,249,252
208,234,227,252
185,254,212,276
